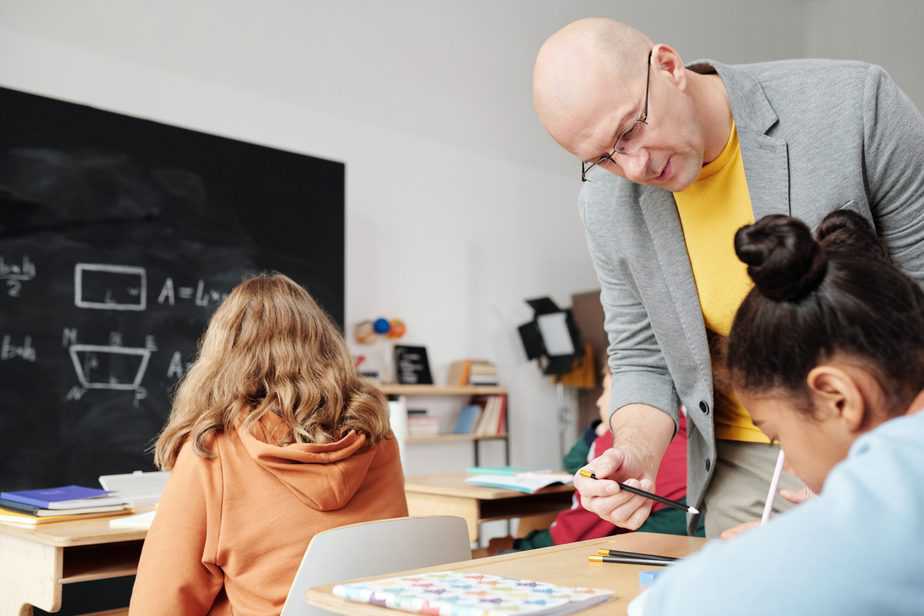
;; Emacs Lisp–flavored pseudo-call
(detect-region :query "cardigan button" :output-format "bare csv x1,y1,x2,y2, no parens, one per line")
705,458,711,472
699,400,710,415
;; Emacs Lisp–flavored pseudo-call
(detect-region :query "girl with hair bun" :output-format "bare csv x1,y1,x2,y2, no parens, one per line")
630,210,924,616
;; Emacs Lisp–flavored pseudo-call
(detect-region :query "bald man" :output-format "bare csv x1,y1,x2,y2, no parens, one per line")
534,18,924,537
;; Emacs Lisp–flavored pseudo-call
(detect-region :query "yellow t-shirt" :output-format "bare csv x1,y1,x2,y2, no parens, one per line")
673,121,769,443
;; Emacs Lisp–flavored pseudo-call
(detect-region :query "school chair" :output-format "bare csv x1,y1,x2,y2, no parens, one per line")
281,515,471,616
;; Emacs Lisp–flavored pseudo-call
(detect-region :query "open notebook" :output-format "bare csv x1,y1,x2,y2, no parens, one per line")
333,571,611,615
464,471,573,494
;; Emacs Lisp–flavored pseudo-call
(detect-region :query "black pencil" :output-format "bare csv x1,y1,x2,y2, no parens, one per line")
587,555,672,567
595,549,677,562
578,468,700,515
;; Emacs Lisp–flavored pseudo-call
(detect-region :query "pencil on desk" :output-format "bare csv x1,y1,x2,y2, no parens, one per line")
588,555,672,567
578,468,700,515
595,549,676,562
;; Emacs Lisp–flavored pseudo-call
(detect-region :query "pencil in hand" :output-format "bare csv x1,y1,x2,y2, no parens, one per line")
578,468,700,515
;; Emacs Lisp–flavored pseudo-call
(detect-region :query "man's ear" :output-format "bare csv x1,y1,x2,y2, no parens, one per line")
652,44,686,88
805,365,866,434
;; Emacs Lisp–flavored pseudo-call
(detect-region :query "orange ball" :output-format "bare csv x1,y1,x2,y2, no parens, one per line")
386,319,406,339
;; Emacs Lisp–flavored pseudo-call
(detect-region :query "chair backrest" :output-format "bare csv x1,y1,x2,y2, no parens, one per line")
281,515,471,616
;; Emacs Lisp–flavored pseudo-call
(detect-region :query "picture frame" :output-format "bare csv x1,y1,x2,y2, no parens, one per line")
393,345,434,385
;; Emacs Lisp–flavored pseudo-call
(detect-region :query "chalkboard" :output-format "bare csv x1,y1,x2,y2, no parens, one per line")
0,86,345,491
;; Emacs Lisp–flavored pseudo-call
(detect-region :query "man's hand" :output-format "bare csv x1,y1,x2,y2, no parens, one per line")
575,445,657,530
575,403,674,530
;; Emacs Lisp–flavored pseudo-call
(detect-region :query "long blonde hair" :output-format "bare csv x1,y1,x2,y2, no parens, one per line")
154,273,389,470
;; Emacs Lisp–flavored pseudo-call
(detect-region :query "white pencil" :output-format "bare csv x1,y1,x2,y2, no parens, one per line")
761,449,785,525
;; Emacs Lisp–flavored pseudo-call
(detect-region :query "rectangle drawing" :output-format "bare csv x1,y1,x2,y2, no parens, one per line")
74,263,147,311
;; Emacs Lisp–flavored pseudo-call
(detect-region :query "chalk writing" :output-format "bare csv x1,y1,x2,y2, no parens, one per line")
74,263,147,311
157,277,228,308
0,256,36,297
68,344,151,390
1,334,36,362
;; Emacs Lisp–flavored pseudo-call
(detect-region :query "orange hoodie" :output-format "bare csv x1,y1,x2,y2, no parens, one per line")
129,416,408,616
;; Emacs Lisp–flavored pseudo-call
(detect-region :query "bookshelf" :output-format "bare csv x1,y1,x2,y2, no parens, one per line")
378,384,509,466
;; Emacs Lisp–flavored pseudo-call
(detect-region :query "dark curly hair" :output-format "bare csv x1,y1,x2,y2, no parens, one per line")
727,210,924,417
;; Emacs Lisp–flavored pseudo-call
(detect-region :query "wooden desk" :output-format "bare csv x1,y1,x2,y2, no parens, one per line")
404,474,574,542
306,531,706,615
0,513,151,616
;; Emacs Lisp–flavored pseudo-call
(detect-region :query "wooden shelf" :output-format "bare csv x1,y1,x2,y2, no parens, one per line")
61,540,143,584
407,433,508,445
377,384,507,396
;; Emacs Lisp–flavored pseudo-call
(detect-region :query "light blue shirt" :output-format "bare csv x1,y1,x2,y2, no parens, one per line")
632,410,924,616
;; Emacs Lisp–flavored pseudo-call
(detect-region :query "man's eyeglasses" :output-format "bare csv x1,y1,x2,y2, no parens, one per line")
581,50,653,182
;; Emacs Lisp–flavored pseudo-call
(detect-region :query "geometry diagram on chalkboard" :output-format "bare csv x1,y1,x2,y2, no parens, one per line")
74,263,147,311
68,344,151,390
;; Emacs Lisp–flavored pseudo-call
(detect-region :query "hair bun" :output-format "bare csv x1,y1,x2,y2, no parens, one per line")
815,209,886,260
734,214,827,302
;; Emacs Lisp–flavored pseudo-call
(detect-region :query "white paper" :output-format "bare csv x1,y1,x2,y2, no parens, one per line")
109,510,156,529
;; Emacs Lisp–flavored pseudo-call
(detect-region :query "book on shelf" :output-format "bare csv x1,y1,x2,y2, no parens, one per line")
471,394,506,436
333,570,611,615
464,471,574,494
452,404,482,434
447,359,473,386
469,362,499,385
447,358,499,386
495,395,507,434
407,414,440,437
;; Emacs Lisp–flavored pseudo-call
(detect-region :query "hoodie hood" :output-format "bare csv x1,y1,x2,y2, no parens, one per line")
236,413,383,512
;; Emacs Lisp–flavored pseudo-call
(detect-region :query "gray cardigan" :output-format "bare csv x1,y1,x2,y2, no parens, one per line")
579,59,924,526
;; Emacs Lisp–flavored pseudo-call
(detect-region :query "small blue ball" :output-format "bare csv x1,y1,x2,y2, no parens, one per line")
373,318,391,334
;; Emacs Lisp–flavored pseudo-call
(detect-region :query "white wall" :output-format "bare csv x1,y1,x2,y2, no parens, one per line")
803,0,924,108
0,1,806,476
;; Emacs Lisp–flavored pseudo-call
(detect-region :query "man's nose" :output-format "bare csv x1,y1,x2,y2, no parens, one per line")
621,149,651,182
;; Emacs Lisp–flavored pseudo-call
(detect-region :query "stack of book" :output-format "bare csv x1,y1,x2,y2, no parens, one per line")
452,395,506,437
0,485,131,527
447,359,499,387
407,410,440,437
